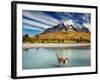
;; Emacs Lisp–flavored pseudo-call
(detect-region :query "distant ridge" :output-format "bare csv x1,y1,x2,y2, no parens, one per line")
43,22,90,33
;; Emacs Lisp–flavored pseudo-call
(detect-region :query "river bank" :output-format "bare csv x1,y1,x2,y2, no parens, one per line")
23,43,90,49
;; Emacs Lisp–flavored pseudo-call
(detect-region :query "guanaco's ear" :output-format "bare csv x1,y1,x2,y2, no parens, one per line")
66,58,69,60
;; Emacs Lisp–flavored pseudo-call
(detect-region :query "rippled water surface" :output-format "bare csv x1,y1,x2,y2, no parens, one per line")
22,48,90,69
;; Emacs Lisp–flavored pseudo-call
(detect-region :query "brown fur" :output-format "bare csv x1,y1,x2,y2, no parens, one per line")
56,53,69,66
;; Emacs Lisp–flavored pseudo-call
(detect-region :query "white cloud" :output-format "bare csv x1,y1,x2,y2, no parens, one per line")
64,19,74,25
23,11,59,26
23,19,52,29
23,24,44,32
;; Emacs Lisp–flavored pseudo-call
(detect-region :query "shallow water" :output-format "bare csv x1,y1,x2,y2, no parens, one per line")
22,48,90,69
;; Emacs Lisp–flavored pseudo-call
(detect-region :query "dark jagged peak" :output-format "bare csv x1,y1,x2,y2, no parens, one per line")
43,22,68,33
80,27,90,32
68,25,90,32
43,22,90,33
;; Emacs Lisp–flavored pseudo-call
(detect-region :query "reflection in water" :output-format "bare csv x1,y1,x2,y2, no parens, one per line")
22,48,90,69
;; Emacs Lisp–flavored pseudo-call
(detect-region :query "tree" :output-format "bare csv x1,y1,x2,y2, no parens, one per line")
35,35,39,39
23,34,29,42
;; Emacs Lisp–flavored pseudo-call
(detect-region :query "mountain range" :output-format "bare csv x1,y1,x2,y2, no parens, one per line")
43,22,90,33
23,22,90,43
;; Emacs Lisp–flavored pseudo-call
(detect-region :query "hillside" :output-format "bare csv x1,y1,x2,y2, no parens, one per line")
23,23,90,43
23,31,90,43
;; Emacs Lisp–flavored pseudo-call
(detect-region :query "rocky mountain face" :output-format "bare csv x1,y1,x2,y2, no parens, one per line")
26,22,91,43
43,23,90,33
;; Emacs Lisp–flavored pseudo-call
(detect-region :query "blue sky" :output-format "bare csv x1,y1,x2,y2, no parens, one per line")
22,10,91,36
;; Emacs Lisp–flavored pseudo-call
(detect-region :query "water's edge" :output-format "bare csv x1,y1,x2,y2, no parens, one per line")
23,43,90,49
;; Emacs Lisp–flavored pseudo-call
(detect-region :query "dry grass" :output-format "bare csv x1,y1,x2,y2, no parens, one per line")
23,32,91,43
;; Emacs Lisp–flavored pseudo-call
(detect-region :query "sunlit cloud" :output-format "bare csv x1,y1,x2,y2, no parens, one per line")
55,12,69,21
23,19,52,29
23,11,59,26
22,11,91,35
35,11,60,24
63,12,73,18
64,19,74,25
23,24,45,32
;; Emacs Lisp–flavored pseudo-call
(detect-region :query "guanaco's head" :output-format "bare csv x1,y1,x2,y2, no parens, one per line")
65,58,69,61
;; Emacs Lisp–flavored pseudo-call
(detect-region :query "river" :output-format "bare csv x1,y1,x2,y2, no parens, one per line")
22,47,90,69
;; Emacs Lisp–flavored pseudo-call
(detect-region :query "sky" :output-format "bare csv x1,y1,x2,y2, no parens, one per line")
22,10,91,36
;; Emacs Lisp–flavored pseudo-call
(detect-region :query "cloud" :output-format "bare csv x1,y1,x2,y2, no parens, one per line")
64,19,74,25
23,11,59,26
23,19,52,29
82,14,91,23
22,11,91,35
23,24,45,32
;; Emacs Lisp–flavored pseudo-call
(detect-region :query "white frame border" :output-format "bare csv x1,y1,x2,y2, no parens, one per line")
15,3,97,77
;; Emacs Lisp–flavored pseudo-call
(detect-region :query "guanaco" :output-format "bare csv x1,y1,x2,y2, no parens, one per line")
56,53,69,67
